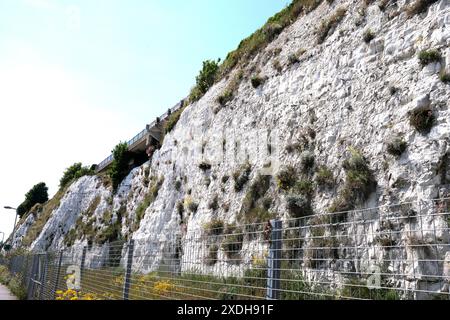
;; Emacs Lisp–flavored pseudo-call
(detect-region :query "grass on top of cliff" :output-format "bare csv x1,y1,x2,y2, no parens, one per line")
217,0,322,80
21,184,71,247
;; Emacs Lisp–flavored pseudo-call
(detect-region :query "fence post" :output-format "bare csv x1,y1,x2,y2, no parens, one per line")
52,251,63,300
27,254,38,300
123,239,135,300
266,219,282,300
80,246,87,278
39,253,48,300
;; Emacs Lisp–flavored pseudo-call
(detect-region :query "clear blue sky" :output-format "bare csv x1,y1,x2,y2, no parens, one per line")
0,0,290,238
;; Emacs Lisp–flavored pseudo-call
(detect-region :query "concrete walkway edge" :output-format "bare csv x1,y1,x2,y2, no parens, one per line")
0,284,18,300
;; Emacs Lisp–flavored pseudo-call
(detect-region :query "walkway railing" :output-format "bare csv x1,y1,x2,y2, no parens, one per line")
1,198,449,300
95,99,185,173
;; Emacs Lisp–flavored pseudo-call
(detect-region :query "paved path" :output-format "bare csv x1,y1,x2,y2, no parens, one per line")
0,284,17,300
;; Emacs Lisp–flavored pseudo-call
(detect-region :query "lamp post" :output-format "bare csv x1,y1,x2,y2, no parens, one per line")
0,231,4,251
4,206,18,245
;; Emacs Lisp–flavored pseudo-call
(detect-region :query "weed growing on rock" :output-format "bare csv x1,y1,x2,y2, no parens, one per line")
409,107,435,134
287,194,312,218
301,151,315,172
198,162,212,171
386,137,407,157
315,166,335,188
406,0,439,17
208,194,219,211
317,7,347,44
251,75,265,88
233,162,252,192
329,148,376,217
276,166,297,191
418,49,441,67
204,219,224,236
440,72,450,84
363,29,375,43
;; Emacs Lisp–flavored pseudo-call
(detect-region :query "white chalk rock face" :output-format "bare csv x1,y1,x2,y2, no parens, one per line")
10,0,450,298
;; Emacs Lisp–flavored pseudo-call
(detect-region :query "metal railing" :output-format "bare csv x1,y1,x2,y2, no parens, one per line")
95,99,185,173
1,198,449,300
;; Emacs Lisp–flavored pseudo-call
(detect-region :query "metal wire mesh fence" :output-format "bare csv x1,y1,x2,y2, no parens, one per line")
1,198,449,300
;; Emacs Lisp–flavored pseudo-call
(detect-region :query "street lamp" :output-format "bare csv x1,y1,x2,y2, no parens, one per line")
3,206,18,245
0,231,4,251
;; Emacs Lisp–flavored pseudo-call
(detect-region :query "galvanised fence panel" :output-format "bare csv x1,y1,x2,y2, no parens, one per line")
0,198,449,300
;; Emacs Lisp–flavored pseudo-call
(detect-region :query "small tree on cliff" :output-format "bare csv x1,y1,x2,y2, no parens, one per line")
17,182,49,217
59,162,94,189
109,142,132,191
189,59,220,102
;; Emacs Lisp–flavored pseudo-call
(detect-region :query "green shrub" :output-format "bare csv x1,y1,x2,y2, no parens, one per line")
315,166,334,188
175,180,182,191
286,195,312,218
389,86,398,95
216,70,243,108
387,137,407,157
294,179,314,196
329,149,376,215
109,142,133,192
242,206,274,224
300,151,315,171
217,90,234,107
64,228,77,247
440,72,450,84
240,174,272,223
377,0,391,11
418,49,441,66
273,59,282,73
176,200,184,218
221,175,230,184
409,107,435,134
96,220,122,244
251,75,265,88
262,197,273,210
342,149,377,199
406,0,439,17
247,175,271,204
59,163,94,189
134,177,164,230
16,182,49,217
188,201,199,213
317,7,347,44
204,219,224,236
276,166,297,191
208,194,219,211
363,29,375,43
198,162,212,171
233,163,252,192
288,53,300,66
189,59,220,102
